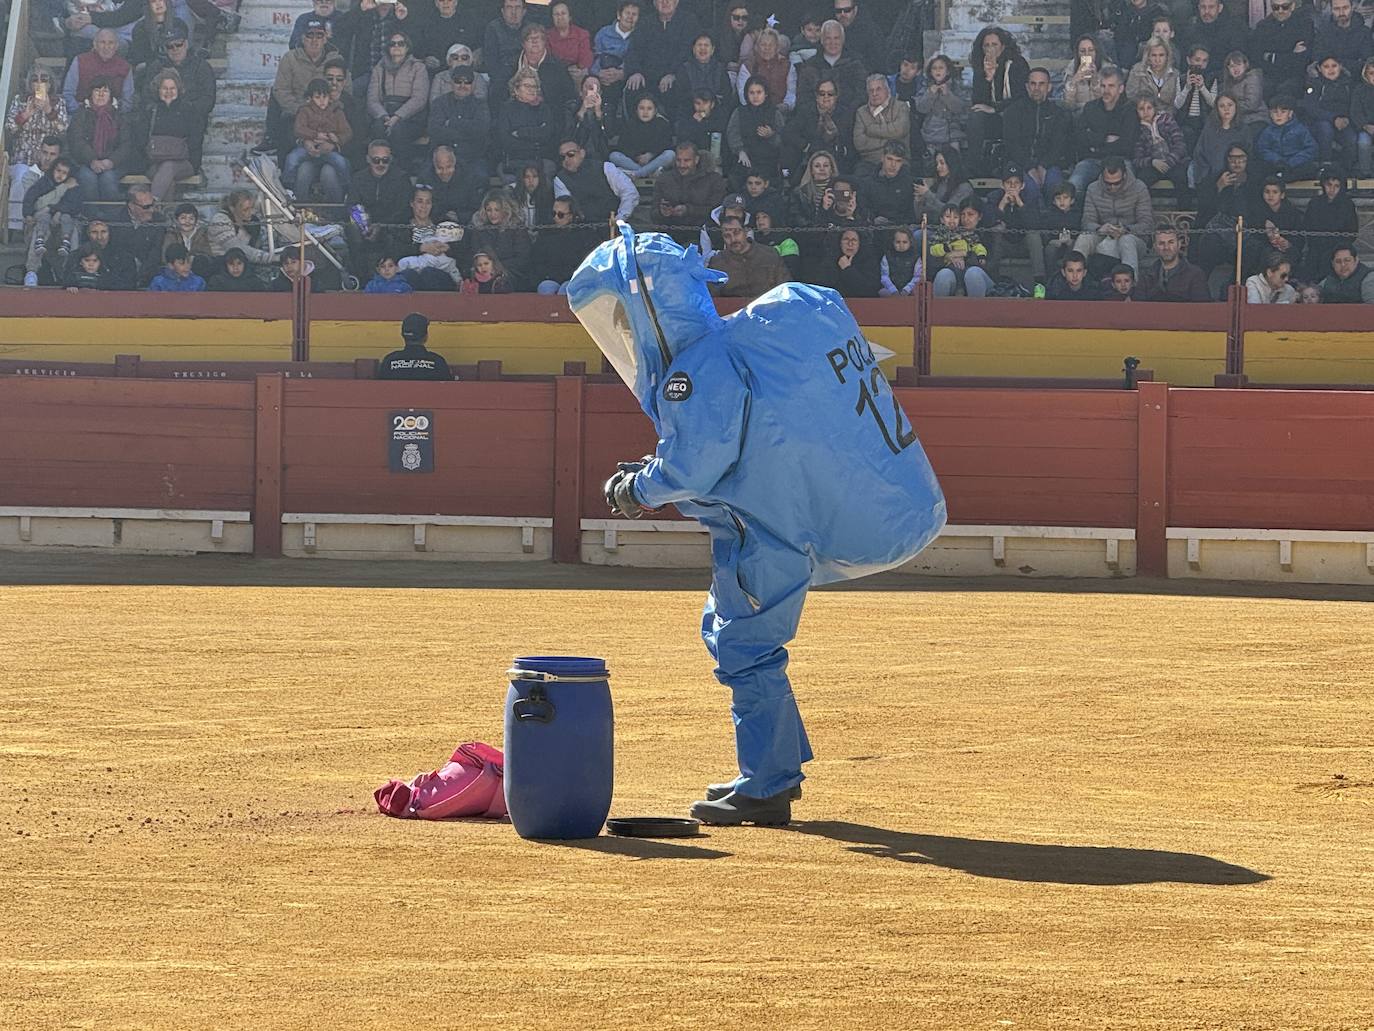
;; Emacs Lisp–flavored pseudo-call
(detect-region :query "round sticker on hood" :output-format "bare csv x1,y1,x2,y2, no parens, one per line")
663,371,693,402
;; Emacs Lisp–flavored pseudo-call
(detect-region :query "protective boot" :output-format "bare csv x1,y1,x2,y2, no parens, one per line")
705,781,802,802
689,790,792,826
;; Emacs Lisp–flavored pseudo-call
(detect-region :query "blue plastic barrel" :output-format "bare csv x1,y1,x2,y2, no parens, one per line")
504,656,614,840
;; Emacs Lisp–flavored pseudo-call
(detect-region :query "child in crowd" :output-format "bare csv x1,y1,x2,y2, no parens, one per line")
63,245,110,291
1175,44,1217,152
1031,181,1081,282
674,89,728,158
365,254,415,293
162,201,213,277
1104,263,1140,300
611,95,676,177
1255,95,1320,181
927,202,964,260
913,55,968,171
148,242,206,291
750,209,799,279
879,225,922,296
286,77,352,204
462,251,512,293
206,248,267,291
22,156,82,287
398,222,465,287
1304,55,1357,171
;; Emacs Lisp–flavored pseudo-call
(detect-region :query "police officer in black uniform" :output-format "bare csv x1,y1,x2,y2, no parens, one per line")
377,313,455,380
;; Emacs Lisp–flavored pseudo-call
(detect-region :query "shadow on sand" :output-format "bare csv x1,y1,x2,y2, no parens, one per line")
546,835,732,860
786,821,1270,886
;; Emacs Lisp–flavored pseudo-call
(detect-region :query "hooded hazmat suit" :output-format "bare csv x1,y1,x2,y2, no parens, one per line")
568,226,946,802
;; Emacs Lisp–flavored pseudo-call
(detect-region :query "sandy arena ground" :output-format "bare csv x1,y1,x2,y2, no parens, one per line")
1,555,1371,1030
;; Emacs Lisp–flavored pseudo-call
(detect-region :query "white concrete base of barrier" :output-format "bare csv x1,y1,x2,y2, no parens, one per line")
280,514,553,561
1167,529,1374,585
580,521,1138,579
0,507,253,555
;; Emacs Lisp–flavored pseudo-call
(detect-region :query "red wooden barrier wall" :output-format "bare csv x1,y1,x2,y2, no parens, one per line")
1168,388,1374,530
0,378,255,510
900,389,1140,527
279,380,556,518
2,376,1372,575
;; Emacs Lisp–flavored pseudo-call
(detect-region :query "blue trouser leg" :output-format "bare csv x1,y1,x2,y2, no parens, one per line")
700,519,814,799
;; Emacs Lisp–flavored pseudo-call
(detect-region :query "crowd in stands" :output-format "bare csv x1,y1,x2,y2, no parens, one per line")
4,0,1373,302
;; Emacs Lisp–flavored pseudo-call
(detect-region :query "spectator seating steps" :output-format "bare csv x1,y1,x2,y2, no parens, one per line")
119,173,204,187
33,54,228,76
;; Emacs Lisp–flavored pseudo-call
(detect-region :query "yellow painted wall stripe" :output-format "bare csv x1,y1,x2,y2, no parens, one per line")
931,328,1228,386
1244,332,1374,384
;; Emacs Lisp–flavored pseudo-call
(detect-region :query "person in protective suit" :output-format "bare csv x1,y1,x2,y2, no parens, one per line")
377,312,455,380
567,225,947,826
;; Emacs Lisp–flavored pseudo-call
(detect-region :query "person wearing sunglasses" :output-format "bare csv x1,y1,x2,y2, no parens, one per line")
831,0,885,74
1246,252,1297,303
143,21,217,146
367,31,429,169
345,140,412,276
125,0,189,73
1249,0,1314,99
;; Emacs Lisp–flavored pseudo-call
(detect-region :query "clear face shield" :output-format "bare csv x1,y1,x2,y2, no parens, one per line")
572,291,641,387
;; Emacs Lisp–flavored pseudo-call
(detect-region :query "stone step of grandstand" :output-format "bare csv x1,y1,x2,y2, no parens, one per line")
926,0,1070,69
216,80,275,110
204,104,268,156
224,30,293,82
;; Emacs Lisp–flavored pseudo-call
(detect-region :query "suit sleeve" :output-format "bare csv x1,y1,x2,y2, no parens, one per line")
633,347,749,510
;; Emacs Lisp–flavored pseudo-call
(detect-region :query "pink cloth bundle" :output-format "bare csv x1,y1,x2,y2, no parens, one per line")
375,741,508,820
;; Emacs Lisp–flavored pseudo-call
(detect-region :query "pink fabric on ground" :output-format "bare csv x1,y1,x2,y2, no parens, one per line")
375,741,507,820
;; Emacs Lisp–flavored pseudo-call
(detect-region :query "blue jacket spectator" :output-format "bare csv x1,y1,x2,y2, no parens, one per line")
148,244,206,290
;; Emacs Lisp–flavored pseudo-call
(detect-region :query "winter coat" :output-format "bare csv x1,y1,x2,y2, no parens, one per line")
294,99,353,149
148,268,206,291
498,99,561,166
1075,96,1137,160
1137,258,1211,301
207,209,273,265
707,241,789,298
616,113,675,160
912,82,969,149
624,7,701,85
468,219,532,289
971,54,1030,112
1303,68,1353,125
1001,96,1070,169
1126,63,1182,108
1249,11,1315,89
348,166,413,224
852,98,911,166
427,92,490,156
22,173,82,218
367,56,429,123
1192,120,1248,185
1221,69,1268,126
1313,19,1372,75
1255,120,1318,170
68,102,137,171
1352,75,1374,132
1249,196,1306,268
142,54,217,126
139,98,198,173
1081,166,1154,239
1134,111,1188,167
655,165,728,226
859,166,915,224
273,46,333,115
1301,183,1359,279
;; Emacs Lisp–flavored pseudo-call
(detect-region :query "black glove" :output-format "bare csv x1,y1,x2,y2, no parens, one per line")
604,461,652,518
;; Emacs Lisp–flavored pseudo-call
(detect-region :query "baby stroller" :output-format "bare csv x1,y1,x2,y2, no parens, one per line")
241,154,359,291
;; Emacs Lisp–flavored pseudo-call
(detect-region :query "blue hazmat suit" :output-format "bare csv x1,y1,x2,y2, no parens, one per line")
568,226,947,800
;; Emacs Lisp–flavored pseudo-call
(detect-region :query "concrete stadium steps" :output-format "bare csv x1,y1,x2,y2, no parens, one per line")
927,0,1070,69
192,0,296,201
